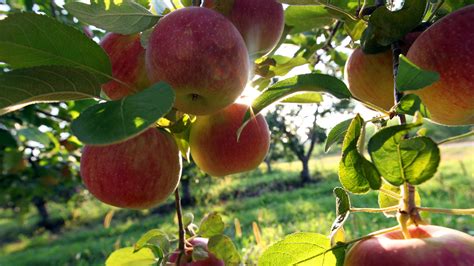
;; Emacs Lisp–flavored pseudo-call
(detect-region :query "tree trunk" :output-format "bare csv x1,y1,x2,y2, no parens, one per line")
180,178,195,207
33,197,50,227
300,158,311,184
265,157,272,174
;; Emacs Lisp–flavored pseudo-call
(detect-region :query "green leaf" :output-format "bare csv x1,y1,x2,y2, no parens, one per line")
368,123,417,186
333,187,350,218
325,119,352,152
330,188,350,246
338,115,381,194
192,245,209,262
2,148,23,172
258,232,344,266
173,133,190,162
285,6,335,33
369,0,427,46
105,247,156,266
368,122,437,186
281,92,323,104
396,55,440,92
270,56,308,77
0,129,18,148
246,73,350,119
65,0,160,35
398,137,440,185
344,19,367,41
0,66,101,116
437,0,474,13
208,235,241,265
360,24,390,54
71,82,175,145
396,94,431,118
18,128,51,147
280,0,359,21
133,229,169,253
378,182,421,217
199,212,225,238
183,212,194,227
0,13,111,79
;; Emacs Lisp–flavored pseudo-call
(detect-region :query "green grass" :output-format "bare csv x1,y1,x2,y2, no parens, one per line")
0,143,472,265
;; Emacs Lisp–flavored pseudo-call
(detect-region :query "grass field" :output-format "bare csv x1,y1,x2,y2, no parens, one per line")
0,143,472,265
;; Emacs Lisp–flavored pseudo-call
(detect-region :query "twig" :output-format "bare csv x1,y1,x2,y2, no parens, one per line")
34,108,72,122
418,207,474,216
174,188,186,264
350,205,399,213
310,21,343,66
365,114,390,124
391,42,422,236
437,131,474,145
379,187,403,200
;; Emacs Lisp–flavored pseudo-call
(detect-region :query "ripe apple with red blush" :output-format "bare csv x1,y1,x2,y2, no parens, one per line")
407,5,474,125
146,7,249,115
344,31,423,112
80,128,181,209
100,33,150,100
344,225,474,266
344,48,395,111
168,237,224,266
204,0,284,57
189,103,270,177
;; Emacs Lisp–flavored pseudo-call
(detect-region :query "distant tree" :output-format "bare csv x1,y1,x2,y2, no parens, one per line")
266,100,352,183
264,109,295,173
0,101,94,231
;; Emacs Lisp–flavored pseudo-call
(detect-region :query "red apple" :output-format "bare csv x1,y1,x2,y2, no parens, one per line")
146,7,249,115
168,237,225,266
189,103,270,176
227,0,284,57
80,128,182,209
344,225,474,266
345,30,424,112
407,5,474,125
100,33,150,100
345,48,395,111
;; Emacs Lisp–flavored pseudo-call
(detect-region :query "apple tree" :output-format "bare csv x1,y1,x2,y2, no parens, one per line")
0,102,90,231
0,0,473,265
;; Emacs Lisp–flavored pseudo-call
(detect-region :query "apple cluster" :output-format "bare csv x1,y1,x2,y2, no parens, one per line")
80,1,284,214
345,5,474,126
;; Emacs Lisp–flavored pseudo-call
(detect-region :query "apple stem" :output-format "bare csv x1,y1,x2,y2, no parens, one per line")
350,205,399,213
364,114,390,124
174,188,186,263
418,207,474,216
192,0,201,6
391,42,423,236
